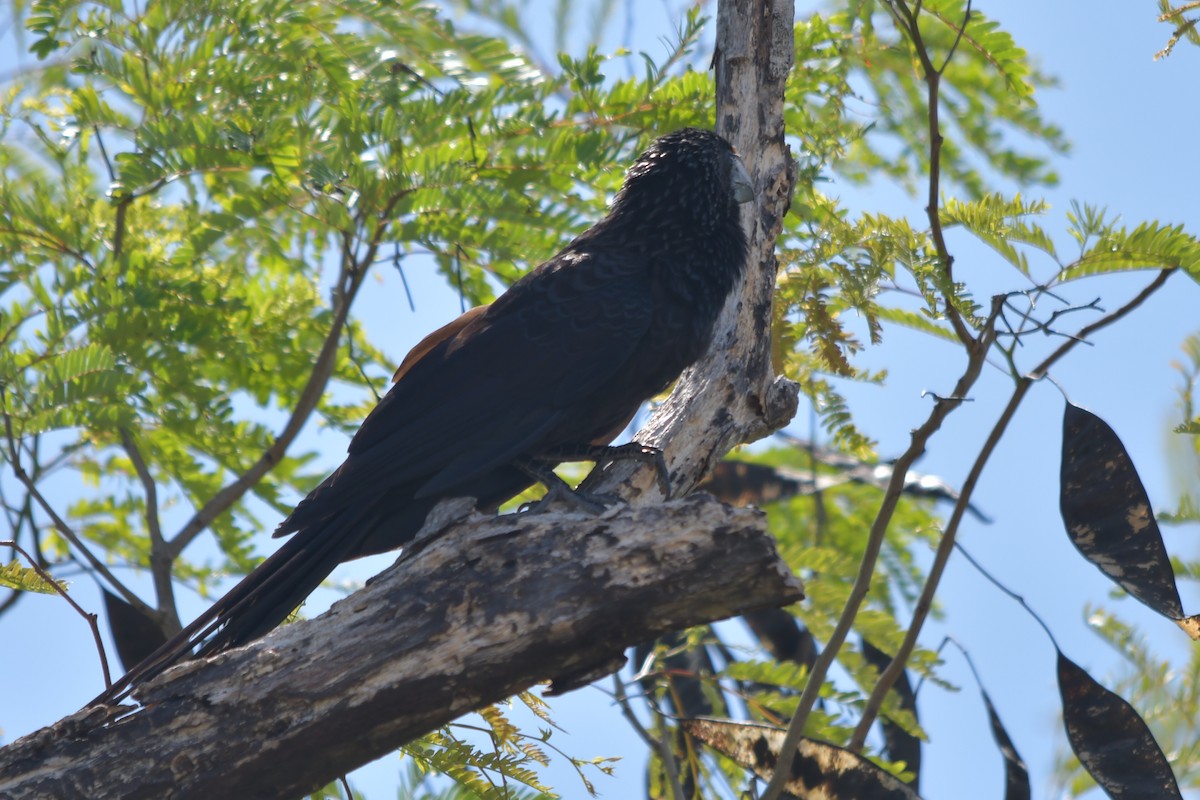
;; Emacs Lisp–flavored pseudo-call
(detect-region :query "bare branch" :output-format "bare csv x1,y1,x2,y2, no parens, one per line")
0,388,150,615
164,282,353,557
937,1,972,76
848,268,1174,746
760,292,1002,800
610,673,686,800
914,20,973,345
119,428,179,632
0,539,111,688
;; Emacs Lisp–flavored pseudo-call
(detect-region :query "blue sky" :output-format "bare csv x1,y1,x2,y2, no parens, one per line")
2,2,1199,799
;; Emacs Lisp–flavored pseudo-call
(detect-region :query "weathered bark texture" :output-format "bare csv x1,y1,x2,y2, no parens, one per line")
0,496,802,799
579,0,799,505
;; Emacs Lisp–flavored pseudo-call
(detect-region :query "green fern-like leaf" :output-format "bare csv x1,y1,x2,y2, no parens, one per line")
1063,219,1200,279
875,306,959,343
403,726,557,800
922,0,1035,99
0,560,66,594
943,193,1056,274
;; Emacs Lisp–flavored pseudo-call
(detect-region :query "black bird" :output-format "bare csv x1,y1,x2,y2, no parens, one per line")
94,127,753,705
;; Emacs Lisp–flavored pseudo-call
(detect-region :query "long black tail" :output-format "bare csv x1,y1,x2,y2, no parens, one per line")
90,466,532,708
89,511,371,707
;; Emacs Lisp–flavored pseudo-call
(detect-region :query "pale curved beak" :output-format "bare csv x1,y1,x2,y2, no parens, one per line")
731,156,754,204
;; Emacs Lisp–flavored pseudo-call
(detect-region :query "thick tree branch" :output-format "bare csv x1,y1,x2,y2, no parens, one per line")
0,495,802,799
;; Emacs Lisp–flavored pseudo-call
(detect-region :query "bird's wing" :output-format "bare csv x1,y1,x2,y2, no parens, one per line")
279,249,654,533
390,304,488,384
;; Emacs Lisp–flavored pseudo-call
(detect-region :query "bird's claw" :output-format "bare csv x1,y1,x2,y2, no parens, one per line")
601,442,672,499
521,483,621,515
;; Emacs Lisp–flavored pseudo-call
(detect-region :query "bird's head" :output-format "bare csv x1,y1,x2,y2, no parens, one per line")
610,128,754,232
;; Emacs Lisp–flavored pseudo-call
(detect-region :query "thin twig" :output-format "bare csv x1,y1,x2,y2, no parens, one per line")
92,125,116,183
0,224,95,268
450,717,615,796
345,328,382,403
936,2,972,76
663,671,705,795
118,429,163,550
393,244,416,312
0,484,29,621
0,584,22,616
953,543,1059,647
886,0,974,347
613,673,687,800
486,725,511,797
662,714,691,800
997,294,1103,342
847,268,1172,748
454,244,467,313
611,674,664,750
1,387,150,614
1,538,112,687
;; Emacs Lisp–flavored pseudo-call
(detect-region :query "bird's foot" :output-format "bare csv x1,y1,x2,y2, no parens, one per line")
539,442,673,499
521,482,621,515
515,458,622,515
596,442,672,499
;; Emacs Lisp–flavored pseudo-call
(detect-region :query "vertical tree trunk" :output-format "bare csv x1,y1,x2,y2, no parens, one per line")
585,0,798,503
